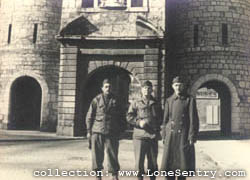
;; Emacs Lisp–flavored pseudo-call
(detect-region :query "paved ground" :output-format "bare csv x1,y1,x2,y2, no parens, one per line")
0,131,249,180
0,130,82,141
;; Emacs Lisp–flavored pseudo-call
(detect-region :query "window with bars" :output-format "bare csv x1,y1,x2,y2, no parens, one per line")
194,24,199,47
222,23,228,45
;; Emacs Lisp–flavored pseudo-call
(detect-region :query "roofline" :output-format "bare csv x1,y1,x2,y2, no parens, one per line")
56,35,165,41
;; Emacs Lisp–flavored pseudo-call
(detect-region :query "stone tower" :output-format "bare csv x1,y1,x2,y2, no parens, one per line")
0,0,62,131
166,0,250,136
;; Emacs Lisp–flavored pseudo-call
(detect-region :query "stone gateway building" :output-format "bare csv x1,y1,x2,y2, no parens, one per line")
0,0,249,137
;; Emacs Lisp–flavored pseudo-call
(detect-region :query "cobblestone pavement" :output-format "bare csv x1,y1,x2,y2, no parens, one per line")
0,138,250,180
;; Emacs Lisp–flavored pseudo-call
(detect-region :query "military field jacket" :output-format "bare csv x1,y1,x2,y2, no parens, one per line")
127,96,162,140
86,93,126,136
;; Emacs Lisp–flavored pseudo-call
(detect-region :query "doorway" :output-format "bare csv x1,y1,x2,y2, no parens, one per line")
9,76,42,130
196,81,231,136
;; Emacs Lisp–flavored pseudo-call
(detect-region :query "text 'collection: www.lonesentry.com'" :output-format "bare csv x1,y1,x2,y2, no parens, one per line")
33,169,247,179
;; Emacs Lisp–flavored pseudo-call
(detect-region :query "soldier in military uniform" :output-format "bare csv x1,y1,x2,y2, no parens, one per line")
86,79,126,180
127,80,162,180
160,76,199,180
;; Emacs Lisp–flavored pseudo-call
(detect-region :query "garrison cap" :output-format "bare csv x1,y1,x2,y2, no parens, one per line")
142,80,153,87
102,78,111,86
172,76,185,84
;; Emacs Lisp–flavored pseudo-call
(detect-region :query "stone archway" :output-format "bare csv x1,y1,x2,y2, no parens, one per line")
74,65,135,136
2,71,50,130
9,76,42,130
190,74,240,135
196,81,231,136
57,39,164,137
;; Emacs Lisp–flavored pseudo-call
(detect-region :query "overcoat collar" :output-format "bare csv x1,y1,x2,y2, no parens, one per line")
172,93,188,100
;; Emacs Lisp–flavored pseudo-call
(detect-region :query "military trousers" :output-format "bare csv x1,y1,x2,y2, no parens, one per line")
133,138,158,177
91,133,120,175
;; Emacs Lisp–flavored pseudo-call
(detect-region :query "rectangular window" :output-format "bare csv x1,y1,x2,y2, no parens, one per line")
33,24,38,44
81,0,147,12
131,0,143,7
222,23,228,45
82,0,94,8
206,105,219,125
194,24,199,47
206,106,213,124
98,0,127,7
8,24,12,44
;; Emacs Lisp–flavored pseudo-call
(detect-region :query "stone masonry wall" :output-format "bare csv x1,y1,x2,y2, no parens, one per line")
167,0,250,135
0,0,62,131
56,0,166,136
60,0,165,37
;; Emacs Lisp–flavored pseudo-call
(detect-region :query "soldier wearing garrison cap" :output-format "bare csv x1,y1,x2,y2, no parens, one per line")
86,78,126,180
127,80,162,180
172,76,185,84
160,76,199,180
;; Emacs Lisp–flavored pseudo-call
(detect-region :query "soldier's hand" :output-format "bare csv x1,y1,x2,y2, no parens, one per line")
87,132,91,139
189,139,196,145
87,133,92,150
139,120,146,128
160,130,166,140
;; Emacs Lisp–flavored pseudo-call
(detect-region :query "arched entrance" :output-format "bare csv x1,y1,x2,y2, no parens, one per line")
75,65,133,136
196,81,231,136
8,76,42,130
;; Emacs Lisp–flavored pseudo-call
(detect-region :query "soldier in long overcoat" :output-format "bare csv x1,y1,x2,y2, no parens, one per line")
86,79,126,180
161,76,199,180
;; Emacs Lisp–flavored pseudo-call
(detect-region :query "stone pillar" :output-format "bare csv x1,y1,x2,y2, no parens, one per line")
144,45,161,100
57,46,78,136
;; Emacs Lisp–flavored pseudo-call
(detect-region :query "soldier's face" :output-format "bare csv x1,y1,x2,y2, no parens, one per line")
141,86,153,97
172,82,185,96
102,83,111,95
